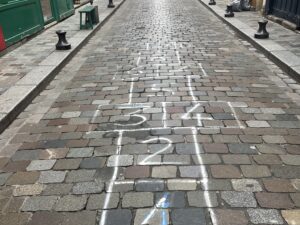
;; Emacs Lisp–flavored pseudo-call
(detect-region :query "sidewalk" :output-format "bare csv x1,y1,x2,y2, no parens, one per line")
199,0,300,81
0,0,125,133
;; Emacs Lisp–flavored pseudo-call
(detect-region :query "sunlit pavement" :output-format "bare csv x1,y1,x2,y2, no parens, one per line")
0,0,300,224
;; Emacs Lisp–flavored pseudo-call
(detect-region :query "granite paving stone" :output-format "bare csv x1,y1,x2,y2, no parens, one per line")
79,157,106,169
290,193,300,207
256,192,294,209
247,209,284,224
0,212,31,225
38,171,66,183
280,155,300,166
26,160,56,171
72,181,104,194
187,191,218,207
122,192,153,208
221,191,257,207
155,191,186,208
107,155,133,167
21,196,58,211
171,208,206,225
200,179,232,191
135,179,165,192
55,195,87,211
105,180,134,193
281,210,300,225
152,166,177,178
41,184,73,196
54,158,82,170
228,143,257,154
271,166,300,179
263,179,297,192
211,165,241,178
66,147,94,158
6,171,39,185
214,209,249,225
134,208,169,225
241,165,271,178
179,166,207,178
0,172,12,186
87,193,119,209
124,166,150,178
99,209,132,225
65,169,96,183
231,179,263,192
167,179,197,190
13,184,45,196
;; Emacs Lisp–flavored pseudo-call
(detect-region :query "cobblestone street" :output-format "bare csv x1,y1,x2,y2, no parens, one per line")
1,0,300,224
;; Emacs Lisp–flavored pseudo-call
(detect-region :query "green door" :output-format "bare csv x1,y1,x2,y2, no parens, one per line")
52,0,74,21
0,0,44,46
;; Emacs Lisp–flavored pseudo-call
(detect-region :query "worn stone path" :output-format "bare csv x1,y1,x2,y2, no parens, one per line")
0,0,300,224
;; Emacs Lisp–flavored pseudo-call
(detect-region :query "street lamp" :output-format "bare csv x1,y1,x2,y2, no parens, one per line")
108,0,115,8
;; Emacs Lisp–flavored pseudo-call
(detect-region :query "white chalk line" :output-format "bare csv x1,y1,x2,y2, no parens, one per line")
99,130,123,225
128,78,135,104
139,137,172,165
186,51,218,224
198,63,208,77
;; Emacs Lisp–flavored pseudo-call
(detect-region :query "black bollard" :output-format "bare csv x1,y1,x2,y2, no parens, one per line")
56,30,71,50
108,0,115,8
254,19,269,39
209,0,216,5
224,4,234,17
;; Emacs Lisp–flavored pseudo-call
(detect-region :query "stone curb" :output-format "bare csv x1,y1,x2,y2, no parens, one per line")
0,0,126,134
198,0,300,82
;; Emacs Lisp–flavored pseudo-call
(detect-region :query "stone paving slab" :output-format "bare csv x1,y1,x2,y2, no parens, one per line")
0,0,125,134
199,0,300,82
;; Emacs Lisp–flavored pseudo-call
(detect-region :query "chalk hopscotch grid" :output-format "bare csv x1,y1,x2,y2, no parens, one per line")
97,42,244,225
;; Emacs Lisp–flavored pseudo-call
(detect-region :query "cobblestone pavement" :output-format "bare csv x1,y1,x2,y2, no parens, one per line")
1,0,300,224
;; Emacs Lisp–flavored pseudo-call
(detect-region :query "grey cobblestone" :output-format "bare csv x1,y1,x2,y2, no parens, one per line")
136,179,165,192
122,192,153,208
87,193,119,209
187,191,218,207
26,160,56,171
247,209,284,224
55,195,87,211
221,191,257,207
38,171,66,183
72,181,104,194
21,196,58,211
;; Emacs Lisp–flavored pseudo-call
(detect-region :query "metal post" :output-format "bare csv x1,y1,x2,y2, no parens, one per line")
225,4,234,17
254,19,269,39
108,0,115,8
209,0,216,5
56,30,71,50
